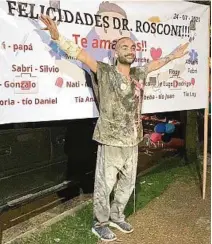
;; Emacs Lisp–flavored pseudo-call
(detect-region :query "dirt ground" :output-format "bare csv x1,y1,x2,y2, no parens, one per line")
101,172,211,244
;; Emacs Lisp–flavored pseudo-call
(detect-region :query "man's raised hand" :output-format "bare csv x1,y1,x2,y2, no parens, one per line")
39,14,59,40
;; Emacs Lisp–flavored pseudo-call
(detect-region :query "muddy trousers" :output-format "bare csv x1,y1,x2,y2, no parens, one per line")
93,144,138,226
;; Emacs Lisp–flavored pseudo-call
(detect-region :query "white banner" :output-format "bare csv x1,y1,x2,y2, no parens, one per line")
0,0,210,124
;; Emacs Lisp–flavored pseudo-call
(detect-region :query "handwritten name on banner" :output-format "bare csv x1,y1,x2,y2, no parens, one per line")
0,0,210,124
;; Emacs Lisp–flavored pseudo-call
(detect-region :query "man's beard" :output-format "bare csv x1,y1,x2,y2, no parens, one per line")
117,55,135,65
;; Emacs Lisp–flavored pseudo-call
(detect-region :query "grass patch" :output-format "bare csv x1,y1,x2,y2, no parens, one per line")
22,157,200,244
125,157,199,216
21,204,97,244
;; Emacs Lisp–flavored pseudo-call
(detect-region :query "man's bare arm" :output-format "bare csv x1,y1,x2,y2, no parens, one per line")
145,43,189,74
145,53,174,74
78,50,97,73
40,14,97,73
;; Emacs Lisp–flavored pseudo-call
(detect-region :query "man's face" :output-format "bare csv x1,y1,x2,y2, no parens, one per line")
116,38,136,65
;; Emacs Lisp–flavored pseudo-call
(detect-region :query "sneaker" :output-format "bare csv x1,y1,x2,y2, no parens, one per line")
109,221,134,233
92,226,117,242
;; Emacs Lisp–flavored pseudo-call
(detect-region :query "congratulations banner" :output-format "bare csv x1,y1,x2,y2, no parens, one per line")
0,0,210,124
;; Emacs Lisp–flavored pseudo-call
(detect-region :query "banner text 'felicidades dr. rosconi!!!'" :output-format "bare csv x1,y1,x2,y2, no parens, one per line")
0,0,210,124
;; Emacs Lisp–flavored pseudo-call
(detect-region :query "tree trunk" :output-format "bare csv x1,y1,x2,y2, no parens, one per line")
185,110,199,162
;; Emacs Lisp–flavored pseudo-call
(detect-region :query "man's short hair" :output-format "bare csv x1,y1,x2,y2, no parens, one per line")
115,37,132,50
97,1,127,18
